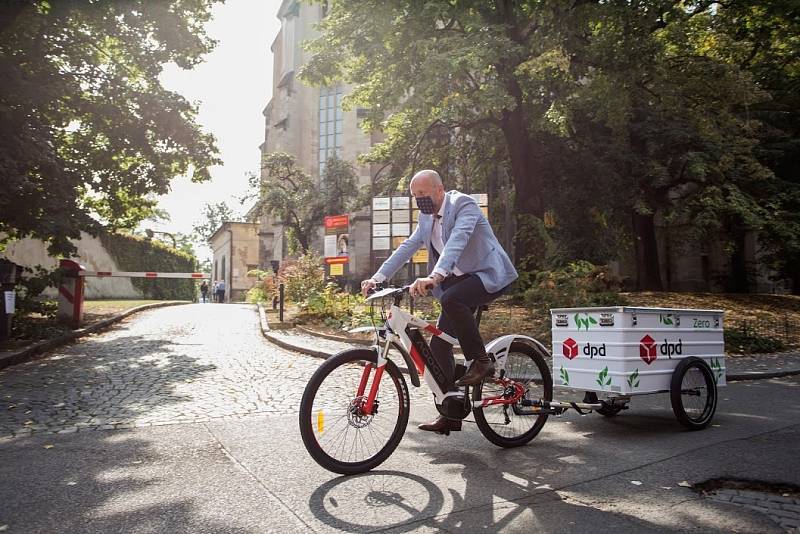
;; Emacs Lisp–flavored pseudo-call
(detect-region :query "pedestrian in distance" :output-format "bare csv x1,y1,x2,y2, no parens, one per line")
216,278,226,303
361,169,518,435
200,280,209,303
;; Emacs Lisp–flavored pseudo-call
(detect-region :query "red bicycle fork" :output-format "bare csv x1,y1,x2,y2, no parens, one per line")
357,363,385,415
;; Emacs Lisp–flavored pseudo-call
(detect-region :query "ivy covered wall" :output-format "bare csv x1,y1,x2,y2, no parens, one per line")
99,232,196,300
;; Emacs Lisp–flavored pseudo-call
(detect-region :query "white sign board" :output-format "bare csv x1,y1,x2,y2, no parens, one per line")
391,223,410,236
372,237,391,250
372,210,390,224
324,235,338,257
391,196,410,209
372,197,390,210
372,224,391,237
4,291,15,315
391,210,410,223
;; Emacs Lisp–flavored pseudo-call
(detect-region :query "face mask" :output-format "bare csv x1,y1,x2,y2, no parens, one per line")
416,196,436,215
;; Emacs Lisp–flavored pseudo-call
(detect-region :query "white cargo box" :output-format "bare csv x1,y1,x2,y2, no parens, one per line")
550,307,726,395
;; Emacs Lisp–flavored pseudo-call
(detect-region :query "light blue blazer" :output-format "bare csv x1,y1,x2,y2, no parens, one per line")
375,190,518,298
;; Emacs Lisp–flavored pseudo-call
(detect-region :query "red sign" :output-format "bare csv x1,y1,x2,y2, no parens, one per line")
324,257,349,265
639,335,657,364
562,338,578,359
324,215,349,229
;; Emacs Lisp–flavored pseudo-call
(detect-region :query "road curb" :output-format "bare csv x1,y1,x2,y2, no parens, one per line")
727,368,800,381
257,303,333,359
0,301,189,371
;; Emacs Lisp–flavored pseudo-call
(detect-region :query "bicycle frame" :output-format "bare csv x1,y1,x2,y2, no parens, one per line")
356,289,537,416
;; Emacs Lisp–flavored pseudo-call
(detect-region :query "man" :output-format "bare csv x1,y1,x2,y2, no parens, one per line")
361,170,518,434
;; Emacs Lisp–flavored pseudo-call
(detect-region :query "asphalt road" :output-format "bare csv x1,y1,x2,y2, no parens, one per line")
0,304,797,533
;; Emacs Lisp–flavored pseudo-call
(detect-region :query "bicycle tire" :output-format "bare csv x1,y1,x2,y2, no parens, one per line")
299,348,410,475
670,357,717,430
473,341,553,448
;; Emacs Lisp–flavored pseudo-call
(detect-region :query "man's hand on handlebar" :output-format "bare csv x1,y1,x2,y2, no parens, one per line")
409,276,438,298
360,278,378,297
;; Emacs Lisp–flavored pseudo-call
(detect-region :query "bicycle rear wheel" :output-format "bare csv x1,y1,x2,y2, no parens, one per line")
473,341,552,448
299,348,409,475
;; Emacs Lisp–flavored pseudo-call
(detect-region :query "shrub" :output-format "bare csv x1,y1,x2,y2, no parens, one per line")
724,329,787,354
278,251,326,303
299,283,376,329
523,261,626,311
245,269,277,304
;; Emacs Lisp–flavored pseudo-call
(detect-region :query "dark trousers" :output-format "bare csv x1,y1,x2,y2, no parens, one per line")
430,274,507,391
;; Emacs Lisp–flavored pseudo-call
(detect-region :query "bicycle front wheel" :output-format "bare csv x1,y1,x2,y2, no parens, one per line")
473,341,553,448
299,348,410,475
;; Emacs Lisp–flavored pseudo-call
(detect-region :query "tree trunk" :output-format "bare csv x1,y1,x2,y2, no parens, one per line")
632,212,663,290
499,110,544,265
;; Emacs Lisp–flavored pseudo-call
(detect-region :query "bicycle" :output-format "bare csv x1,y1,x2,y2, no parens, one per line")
298,285,553,475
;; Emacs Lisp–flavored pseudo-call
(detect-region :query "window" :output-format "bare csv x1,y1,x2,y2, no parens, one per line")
318,86,344,177
280,2,299,77
221,256,226,283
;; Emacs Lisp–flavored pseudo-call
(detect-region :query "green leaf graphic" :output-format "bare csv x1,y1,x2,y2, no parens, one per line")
589,317,597,325
560,366,569,385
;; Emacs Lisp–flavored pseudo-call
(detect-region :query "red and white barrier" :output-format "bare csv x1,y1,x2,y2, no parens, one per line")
80,271,209,279
57,262,210,328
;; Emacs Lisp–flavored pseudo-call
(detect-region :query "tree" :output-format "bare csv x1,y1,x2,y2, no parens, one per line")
0,0,221,255
254,152,358,253
192,202,240,243
301,1,586,262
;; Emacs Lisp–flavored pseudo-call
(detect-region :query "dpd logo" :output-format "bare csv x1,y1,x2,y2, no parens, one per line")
583,342,606,358
562,338,578,360
660,338,683,358
639,335,657,364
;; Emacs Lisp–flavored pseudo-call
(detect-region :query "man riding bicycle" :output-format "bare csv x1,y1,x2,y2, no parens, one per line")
361,170,518,434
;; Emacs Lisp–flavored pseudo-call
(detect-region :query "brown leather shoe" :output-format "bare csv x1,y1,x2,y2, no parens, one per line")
455,358,495,386
417,415,462,435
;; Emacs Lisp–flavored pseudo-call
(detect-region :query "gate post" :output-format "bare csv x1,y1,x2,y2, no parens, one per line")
57,259,86,329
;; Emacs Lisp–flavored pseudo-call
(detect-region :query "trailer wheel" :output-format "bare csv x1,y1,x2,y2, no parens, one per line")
670,357,717,430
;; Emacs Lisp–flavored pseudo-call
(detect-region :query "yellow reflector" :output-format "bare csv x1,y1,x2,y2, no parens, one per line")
317,411,324,434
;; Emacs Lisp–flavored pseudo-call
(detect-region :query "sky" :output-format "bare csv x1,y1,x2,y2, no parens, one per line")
150,0,283,260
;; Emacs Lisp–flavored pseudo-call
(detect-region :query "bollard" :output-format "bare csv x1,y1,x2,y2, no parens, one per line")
279,283,285,323
57,259,86,329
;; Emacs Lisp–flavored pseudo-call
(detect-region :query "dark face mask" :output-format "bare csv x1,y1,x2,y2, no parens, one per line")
416,195,437,215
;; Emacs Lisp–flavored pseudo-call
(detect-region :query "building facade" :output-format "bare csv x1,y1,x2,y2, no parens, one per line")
259,0,376,285
209,222,260,302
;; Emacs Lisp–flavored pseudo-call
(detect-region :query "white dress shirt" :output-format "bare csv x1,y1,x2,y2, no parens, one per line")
431,202,463,278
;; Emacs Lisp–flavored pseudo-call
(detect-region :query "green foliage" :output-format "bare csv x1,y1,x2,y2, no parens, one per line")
279,251,326,303
192,202,241,243
301,0,800,290
15,265,60,318
0,1,221,256
99,232,195,300
725,329,787,355
299,283,378,330
245,269,277,304
523,261,626,312
253,153,358,252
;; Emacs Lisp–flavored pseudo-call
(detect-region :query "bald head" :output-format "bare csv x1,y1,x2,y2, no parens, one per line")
409,169,445,214
410,170,442,189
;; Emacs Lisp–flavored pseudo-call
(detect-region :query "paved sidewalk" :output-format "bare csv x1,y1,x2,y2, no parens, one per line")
261,322,800,381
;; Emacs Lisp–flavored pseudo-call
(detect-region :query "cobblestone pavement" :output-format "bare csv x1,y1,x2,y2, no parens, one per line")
706,488,800,532
0,304,419,438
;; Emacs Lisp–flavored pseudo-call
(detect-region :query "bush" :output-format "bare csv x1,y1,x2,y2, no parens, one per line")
299,283,377,329
724,329,787,354
523,261,626,311
279,251,326,303
245,269,277,304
